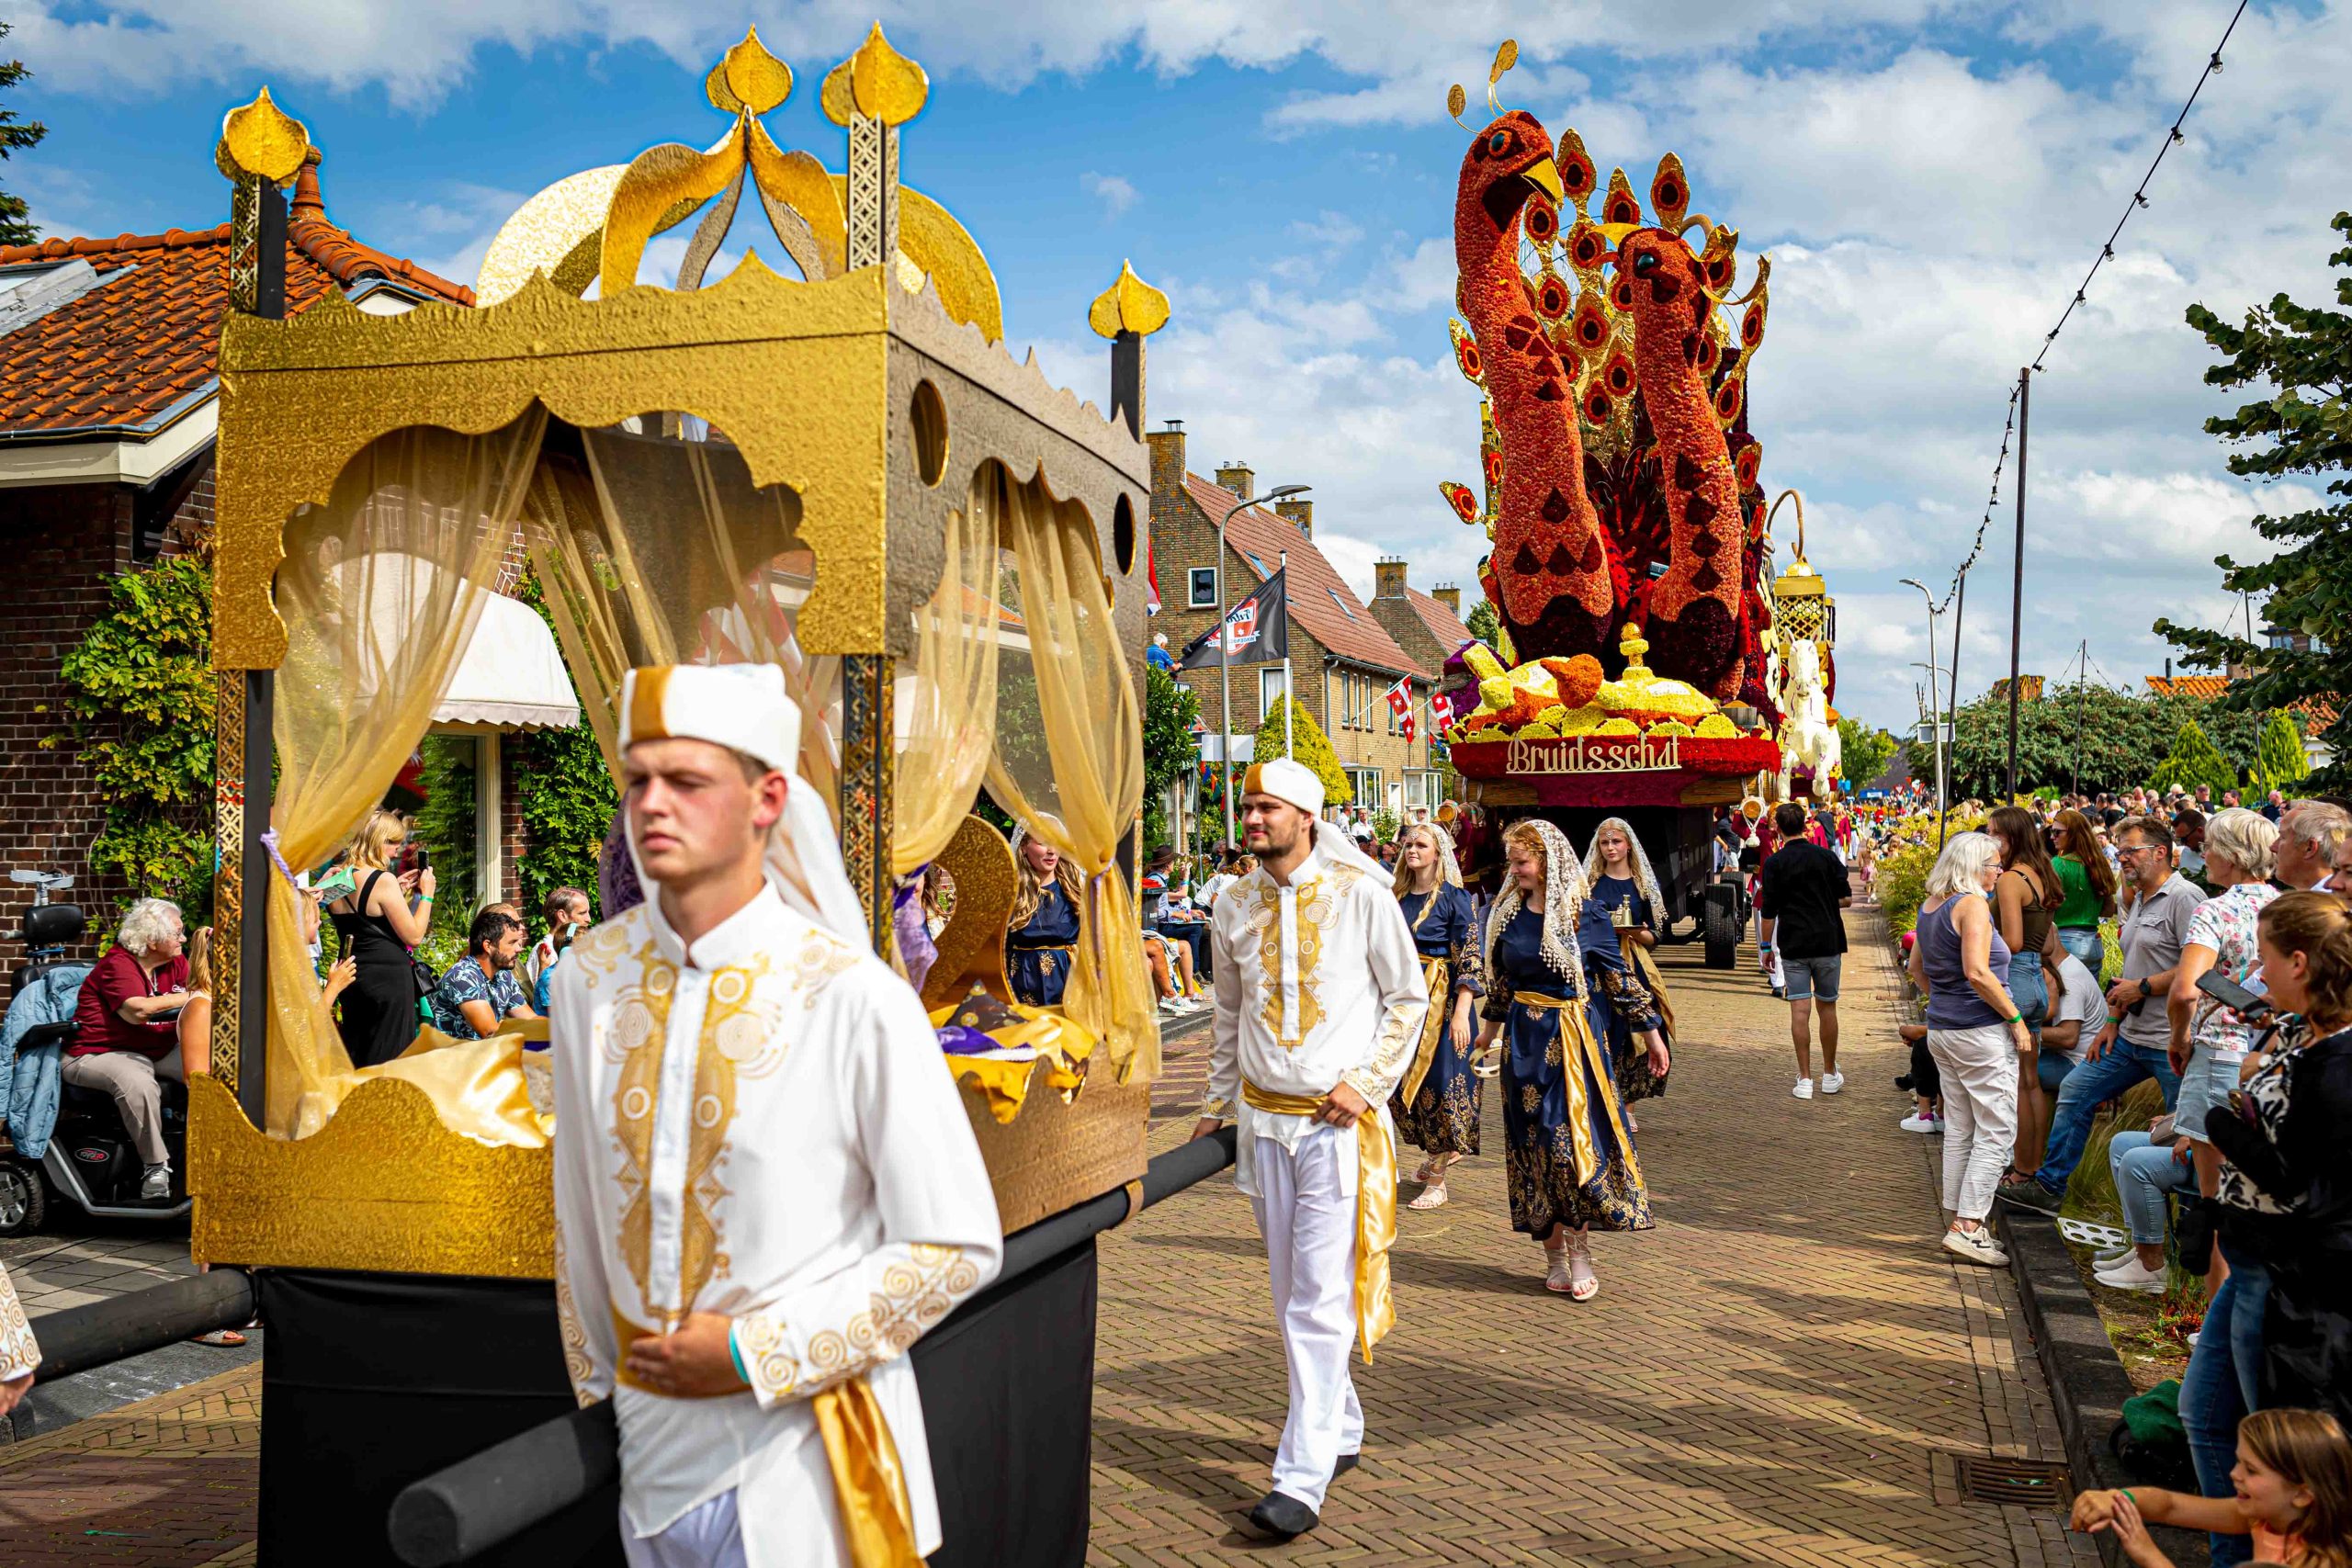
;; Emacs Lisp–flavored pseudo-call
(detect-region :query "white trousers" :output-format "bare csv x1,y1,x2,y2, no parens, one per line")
1926,1022,2018,1222
622,1489,746,1568
1248,1125,1363,1511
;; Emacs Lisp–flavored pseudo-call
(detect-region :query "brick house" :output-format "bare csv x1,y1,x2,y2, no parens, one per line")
1365,557,1476,696
0,150,571,931
1147,421,1444,822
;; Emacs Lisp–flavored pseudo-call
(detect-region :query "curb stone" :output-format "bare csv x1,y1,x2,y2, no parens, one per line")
1997,1207,2208,1568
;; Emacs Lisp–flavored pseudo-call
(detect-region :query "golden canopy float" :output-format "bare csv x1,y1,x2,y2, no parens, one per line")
196,30,1163,1563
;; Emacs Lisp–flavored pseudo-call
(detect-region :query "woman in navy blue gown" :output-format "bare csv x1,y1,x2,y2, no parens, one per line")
1582,818,1676,1129
1474,818,1657,1300
1389,821,1485,1211
1006,827,1083,1008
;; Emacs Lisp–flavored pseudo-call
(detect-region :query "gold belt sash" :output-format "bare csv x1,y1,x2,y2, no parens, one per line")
612,1311,922,1567
1500,992,1645,1193
1240,1079,1398,1360
1401,955,1452,1106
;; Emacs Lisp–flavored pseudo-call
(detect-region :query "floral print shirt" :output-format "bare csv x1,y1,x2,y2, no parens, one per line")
2183,880,2278,1063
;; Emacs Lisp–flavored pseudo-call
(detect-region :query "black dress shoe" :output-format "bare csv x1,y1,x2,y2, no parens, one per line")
1333,1451,1360,1478
1244,1491,1319,1540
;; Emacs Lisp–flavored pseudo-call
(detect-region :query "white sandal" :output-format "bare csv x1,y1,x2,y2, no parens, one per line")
1544,1240,1573,1293
1566,1232,1599,1302
1408,1180,1450,1211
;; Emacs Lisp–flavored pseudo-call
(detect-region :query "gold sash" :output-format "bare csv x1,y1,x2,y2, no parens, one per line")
612,1313,922,1567
1240,1079,1398,1360
1400,955,1453,1106
1617,935,1677,1039
1505,992,1645,1193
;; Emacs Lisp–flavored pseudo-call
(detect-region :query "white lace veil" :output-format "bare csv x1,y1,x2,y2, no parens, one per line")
1583,817,1665,923
1486,818,1586,992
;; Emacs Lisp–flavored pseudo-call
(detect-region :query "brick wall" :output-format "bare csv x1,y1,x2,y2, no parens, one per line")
0,484,138,940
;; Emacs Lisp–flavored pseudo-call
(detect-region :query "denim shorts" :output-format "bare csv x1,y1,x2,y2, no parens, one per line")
2174,1044,2240,1145
1782,953,1841,1002
2007,950,2049,1033
2057,926,2104,973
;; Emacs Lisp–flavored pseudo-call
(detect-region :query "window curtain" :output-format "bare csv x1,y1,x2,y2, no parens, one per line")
520,417,842,815
891,464,1003,877
266,413,548,1137
983,478,1155,1083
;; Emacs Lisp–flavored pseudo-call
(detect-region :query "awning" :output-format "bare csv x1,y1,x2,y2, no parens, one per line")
432,590,582,731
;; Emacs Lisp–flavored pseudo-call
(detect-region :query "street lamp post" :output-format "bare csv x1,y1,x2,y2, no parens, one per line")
1215,482,1310,848
1899,577,1950,840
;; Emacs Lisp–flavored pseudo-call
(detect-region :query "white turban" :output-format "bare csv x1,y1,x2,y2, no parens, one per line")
1243,757,1325,818
617,663,867,946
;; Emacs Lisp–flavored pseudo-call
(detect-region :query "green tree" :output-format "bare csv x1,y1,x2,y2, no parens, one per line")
1945,682,2258,798
51,553,215,913
1837,717,1897,792
1252,696,1351,807
1140,662,1201,851
1465,596,1501,652
512,570,618,918
2156,212,2352,790
0,25,47,248
2148,719,2239,800
2250,708,2311,795
410,736,479,942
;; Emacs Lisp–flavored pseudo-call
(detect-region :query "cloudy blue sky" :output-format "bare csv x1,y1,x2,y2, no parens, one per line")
5,1,2342,731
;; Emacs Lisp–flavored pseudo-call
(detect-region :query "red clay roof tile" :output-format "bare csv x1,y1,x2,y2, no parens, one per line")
1183,472,1422,677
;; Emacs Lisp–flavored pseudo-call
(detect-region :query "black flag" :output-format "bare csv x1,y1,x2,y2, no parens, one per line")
1180,569,1289,669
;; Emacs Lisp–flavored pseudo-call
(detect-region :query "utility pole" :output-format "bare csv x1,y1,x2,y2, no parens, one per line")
2071,639,2087,797
1948,569,1966,803
2005,366,2030,800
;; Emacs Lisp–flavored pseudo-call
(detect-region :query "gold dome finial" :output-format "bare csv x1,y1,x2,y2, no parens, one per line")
1619,619,1652,676
1088,259,1170,340
215,86,311,185
706,27,793,116
821,23,931,127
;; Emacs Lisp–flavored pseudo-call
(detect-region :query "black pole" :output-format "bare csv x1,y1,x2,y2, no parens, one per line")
30,1269,254,1382
2006,366,2030,800
2072,640,2086,797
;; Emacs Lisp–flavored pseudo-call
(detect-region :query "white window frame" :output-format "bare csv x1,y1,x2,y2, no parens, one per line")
1260,665,1289,718
1189,566,1218,608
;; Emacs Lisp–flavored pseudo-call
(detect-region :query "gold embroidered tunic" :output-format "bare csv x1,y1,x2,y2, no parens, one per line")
1201,831,1430,1198
552,884,1002,1563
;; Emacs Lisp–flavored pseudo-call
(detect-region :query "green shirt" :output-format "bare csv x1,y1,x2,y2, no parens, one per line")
2052,854,2105,930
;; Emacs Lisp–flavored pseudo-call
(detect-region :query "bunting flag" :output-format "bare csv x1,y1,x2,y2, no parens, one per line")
1402,712,1417,742
1384,677,1413,719
1430,688,1460,729
1179,569,1289,668
1145,541,1162,615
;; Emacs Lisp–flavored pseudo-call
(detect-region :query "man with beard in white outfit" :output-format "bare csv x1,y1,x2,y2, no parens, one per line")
1191,758,1429,1541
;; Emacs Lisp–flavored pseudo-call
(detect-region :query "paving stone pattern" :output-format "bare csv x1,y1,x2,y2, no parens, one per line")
1091,906,2101,1567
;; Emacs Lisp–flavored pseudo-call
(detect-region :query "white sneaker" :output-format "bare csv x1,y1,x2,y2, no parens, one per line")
2095,1253,2167,1294
1899,1112,1943,1134
1821,1072,1846,1095
2094,1244,2136,1269
1792,1077,1815,1100
140,1163,171,1200
1942,1226,2010,1268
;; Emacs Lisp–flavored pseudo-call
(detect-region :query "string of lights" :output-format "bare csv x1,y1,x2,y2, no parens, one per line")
1933,0,2249,615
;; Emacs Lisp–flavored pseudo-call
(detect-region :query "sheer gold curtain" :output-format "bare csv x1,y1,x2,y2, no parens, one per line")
521,416,842,812
892,465,1003,876
266,413,548,1136
984,477,1155,1082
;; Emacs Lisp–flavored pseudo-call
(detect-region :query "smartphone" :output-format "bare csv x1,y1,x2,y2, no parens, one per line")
2196,969,2271,1019
413,844,432,873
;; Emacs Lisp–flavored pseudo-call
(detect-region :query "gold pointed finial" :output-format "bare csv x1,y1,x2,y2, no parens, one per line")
215,86,311,185
821,23,930,127
707,27,792,115
1089,259,1170,340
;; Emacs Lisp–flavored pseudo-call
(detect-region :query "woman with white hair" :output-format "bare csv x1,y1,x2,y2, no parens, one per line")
2152,807,2280,1293
63,897,192,1201
1905,832,2031,1268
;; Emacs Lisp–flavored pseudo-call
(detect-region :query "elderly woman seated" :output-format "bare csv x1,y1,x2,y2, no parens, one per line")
64,897,192,1200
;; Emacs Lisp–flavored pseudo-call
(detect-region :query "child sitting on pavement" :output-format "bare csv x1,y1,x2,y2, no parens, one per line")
2069,1408,2352,1567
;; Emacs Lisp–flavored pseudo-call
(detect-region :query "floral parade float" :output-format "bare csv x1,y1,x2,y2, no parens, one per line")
1431,45,1839,964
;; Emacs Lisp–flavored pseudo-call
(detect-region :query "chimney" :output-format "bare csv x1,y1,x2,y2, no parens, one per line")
1216,460,1254,501
1146,418,1185,494
290,146,326,225
1432,582,1462,617
1374,557,1408,601
1275,499,1311,537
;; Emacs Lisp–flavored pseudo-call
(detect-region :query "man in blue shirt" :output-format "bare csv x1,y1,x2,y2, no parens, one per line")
431,908,535,1040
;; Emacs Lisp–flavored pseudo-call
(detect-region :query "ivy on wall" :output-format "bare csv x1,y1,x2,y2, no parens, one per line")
512,570,618,919
50,551,216,916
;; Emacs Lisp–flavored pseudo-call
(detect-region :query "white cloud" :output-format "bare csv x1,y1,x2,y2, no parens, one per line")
1080,172,1139,220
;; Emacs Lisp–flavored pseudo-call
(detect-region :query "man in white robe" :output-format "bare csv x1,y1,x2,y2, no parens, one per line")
1191,758,1429,1540
551,663,1002,1568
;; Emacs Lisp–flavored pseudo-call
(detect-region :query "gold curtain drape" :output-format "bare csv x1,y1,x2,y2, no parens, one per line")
266,414,548,1136
983,477,1155,1082
891,465,1003,877
521,416,842,813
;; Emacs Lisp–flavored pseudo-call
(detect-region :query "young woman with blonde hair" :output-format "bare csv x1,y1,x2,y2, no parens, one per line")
1388,821,1483,1211
1006,824,1086,1009
325,807,436,1067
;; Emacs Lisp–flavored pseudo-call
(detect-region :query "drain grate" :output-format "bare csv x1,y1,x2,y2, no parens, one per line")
1940,1452,2075,1510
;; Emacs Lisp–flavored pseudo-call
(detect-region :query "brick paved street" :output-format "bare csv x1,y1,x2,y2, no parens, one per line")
1092,906,2098,1567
